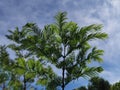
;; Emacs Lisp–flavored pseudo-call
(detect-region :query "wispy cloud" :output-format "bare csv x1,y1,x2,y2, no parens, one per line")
0,0,120,89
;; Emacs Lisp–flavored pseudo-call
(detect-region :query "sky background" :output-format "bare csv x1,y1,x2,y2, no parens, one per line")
0,0,120,90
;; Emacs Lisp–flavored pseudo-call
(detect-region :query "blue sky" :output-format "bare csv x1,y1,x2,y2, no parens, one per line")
0,0,120,89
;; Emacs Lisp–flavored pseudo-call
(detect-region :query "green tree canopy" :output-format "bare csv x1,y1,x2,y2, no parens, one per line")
74,86,87,90
6,31,56,90
111,81,120,90
0,45,13,90
74,77,110,90
6,11,108,90
88,77,110,90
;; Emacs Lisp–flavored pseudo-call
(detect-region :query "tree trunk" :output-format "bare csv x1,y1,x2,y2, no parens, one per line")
2,83,5,90
62,66,65,90
23,75,26,90
62,46,66,90
23,83,26,90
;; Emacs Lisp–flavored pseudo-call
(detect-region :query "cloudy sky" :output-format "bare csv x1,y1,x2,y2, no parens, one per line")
0,0,120,89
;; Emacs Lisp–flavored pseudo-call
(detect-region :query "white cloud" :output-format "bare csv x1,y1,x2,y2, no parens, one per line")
65,0,120,85
1,0,120,89
100,70,120,84
109,0,120,15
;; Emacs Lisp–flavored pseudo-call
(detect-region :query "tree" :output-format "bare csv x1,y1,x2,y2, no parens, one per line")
6,30,56,90
88,77,110,90
0,45,13,90
74,77,110,90
74,86,87,90
6,11,108,90
111,81,120,90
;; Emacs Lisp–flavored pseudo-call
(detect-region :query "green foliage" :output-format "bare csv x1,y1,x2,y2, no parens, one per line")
6,29,56,90
5,11,108,90
0,72,9,84
74,77,110,90
0,45,10,67
0,45,12,89
111,81,120,90
46,76,62,90
88,77,110,90
74,86,87,90
9,75,23,89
